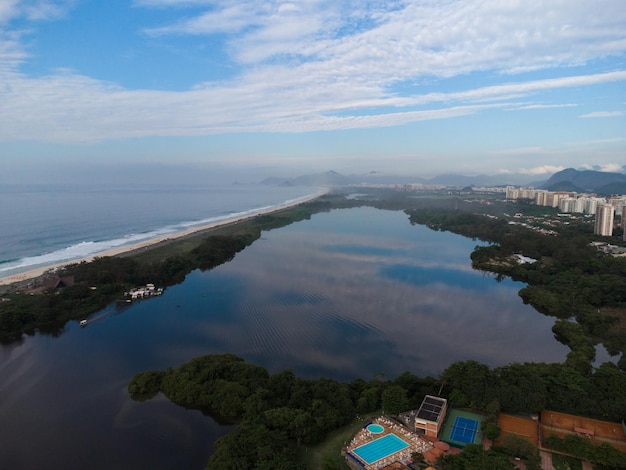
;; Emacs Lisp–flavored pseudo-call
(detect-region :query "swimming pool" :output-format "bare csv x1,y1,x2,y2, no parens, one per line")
367,423,384,434
351,433,409,465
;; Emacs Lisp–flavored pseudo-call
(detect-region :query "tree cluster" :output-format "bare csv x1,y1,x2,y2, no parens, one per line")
129,353,626,469
437,444,516,469
442,360,626,422
542,434,626,469
128,354,439,469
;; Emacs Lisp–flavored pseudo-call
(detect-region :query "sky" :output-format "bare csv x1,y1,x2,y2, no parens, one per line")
1,0,625,183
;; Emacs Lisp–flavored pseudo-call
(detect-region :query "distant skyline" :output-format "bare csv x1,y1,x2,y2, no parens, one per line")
1,0,625,184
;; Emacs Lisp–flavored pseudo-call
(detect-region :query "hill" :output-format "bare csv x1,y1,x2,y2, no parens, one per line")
542,168,626,193
261,170,542,187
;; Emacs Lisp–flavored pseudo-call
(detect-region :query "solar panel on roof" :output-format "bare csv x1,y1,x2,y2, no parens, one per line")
424,396,445,406
416,396,445,422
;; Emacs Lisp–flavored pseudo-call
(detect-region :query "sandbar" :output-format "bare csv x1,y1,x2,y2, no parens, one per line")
0,188,328,287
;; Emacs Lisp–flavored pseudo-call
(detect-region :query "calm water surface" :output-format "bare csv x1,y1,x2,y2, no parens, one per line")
0,207,568,469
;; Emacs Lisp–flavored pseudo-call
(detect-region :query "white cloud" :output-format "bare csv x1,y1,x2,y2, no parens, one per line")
579,111,624,118
0,0,71,23
519,165,566,175
0,0,73,68
0,0,20,23
412,72,626,105
145,3,263,35
1,0,626,144
1,65,626,143
578,163,625,173
510,103,578,110
140,0,626,78
133,0,213,6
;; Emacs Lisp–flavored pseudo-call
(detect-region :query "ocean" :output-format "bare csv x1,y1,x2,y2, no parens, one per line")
0,183,322,278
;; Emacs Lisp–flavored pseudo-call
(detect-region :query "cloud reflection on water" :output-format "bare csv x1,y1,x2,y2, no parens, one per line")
187,207,568,379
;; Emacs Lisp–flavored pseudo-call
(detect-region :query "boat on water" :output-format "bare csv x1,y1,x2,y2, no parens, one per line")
80,320,87,327
123,283,164,301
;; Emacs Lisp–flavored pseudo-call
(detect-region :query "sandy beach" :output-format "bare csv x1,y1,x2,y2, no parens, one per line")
0,188,328,287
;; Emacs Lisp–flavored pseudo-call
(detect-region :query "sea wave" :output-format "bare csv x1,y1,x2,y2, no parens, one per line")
0,191,324,276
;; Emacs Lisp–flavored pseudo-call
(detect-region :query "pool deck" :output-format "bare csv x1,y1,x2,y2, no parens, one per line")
346,417,433,469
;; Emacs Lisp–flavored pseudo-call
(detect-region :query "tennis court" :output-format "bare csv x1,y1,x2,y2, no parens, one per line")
350,433,409,465
440,408,485,447
450,416,479,444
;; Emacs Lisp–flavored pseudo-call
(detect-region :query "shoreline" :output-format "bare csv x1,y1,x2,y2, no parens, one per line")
0,188,329,287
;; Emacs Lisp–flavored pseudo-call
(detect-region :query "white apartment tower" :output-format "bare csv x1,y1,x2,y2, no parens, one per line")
535,190,548,206
506,186,518,199
583,198,600,215
594,205,614,236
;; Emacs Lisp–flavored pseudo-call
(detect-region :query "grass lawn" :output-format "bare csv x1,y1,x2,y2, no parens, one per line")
300,412,382,470
551,452,583,470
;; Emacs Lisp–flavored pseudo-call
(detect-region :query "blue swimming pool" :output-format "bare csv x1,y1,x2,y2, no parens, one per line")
351,433,409,465
367,424,384,434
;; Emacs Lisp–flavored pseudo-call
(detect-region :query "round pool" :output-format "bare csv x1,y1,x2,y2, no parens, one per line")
367,424,384,434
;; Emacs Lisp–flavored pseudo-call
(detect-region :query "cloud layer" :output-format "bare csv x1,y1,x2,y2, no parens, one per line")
0,0,625,178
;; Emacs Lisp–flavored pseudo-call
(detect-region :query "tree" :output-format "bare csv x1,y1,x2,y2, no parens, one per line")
437,444,515,470
356,386,379,413
483,422,501,441
499,434,538,460
441,360,494,408
381,385,408,415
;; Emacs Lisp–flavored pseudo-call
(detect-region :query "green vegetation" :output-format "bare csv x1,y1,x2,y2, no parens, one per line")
299,416,373,470
129,353,626,469
494,434,541,469
543,434,626,469
551,453,583,470
128,354,417,469
437,444,515,469
481,399,502,442
442,360,626,422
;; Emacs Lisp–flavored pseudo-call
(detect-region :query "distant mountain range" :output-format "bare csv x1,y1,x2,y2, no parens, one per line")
541,168,626,195
260,168,626,195
261,170,545,188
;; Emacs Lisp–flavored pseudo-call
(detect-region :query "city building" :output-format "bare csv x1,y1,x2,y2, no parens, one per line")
506,187,536,200
413,395,448,437
594,204,614,236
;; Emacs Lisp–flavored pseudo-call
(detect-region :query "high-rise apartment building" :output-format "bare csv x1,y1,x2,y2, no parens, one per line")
594,205,614,236
535,190,548,206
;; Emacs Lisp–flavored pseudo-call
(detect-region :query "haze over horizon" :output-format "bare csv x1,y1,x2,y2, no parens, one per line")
1,0,625,184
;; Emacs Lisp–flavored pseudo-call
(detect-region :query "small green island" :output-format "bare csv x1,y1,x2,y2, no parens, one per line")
2,187,626,469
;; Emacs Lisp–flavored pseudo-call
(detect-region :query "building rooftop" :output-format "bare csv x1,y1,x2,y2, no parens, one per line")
416,395,447,423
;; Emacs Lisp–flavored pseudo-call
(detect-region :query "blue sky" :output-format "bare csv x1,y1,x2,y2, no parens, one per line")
1,0,625,183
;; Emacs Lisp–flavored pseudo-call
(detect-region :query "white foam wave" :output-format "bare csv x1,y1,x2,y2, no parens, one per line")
0,190,325,276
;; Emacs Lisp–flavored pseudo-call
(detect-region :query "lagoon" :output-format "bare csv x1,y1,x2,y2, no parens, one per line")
0,206,568,469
